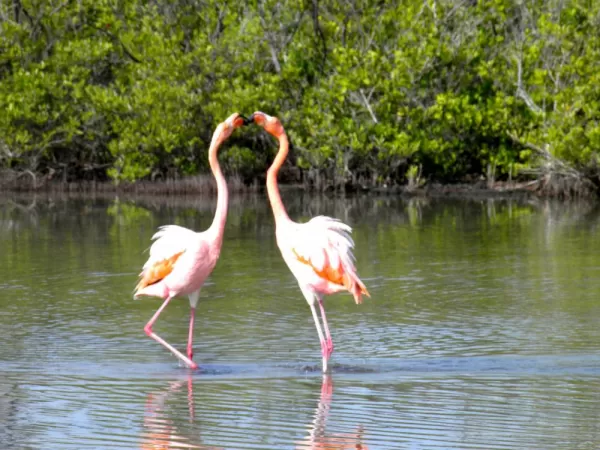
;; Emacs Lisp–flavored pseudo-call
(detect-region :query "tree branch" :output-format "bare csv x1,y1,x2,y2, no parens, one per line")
513,56,543,114
359,88,378,123
258,5,282,73
92,25,142,63
507,132,580,176
310,0,327,72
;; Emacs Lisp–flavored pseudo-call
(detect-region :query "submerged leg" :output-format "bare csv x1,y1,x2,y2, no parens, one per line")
187,307,196,360
144,296,198,369
187,374,195,421
318,296,334,360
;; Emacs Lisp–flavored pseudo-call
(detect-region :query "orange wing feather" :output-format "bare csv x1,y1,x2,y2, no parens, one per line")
293,249,370,302
135,251,184,292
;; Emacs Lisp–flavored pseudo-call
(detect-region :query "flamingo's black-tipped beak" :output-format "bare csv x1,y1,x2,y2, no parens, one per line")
245,113,255,125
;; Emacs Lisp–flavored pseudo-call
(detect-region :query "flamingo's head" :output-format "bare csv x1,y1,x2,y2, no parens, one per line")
248,111,285,137
215,112,251,142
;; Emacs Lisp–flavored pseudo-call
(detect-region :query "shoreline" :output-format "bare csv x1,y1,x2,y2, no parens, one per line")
0,178,571,201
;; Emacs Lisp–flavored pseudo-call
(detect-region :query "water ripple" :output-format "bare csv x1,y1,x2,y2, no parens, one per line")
3,195,600,448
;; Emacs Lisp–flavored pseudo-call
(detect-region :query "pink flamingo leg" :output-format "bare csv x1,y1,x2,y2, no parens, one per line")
144,296,198,369
318,298,334,360
309,302,329,373
187,307,196,360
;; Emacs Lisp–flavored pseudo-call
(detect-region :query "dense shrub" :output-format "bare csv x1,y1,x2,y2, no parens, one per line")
1,0,599,194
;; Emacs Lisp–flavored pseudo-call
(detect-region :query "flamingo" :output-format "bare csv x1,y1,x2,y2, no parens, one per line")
134,112,248,369
249,111,370,372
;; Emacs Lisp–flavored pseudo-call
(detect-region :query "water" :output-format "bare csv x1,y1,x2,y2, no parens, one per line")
1,192,600,449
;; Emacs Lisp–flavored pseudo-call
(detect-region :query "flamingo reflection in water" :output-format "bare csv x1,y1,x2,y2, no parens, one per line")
141,375,367,449
141,376,222,450
296,376,370,450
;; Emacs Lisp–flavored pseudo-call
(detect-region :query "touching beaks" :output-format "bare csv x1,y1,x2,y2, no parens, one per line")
242,114,253,126
229,111,271,127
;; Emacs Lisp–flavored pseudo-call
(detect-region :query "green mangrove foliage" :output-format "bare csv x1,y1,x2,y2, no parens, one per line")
1,0,600,194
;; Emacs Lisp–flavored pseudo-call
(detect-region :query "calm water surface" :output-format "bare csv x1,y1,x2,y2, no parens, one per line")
2,192,600,449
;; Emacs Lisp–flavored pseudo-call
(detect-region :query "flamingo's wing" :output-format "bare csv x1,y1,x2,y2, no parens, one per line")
292,216,353,271
136,225,197,291
291,216,369,303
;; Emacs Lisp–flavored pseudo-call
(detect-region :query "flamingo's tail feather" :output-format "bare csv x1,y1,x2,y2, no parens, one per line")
343,272,370,305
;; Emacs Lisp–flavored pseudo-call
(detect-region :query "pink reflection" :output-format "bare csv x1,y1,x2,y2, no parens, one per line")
141,375,221,450
296,375,369,449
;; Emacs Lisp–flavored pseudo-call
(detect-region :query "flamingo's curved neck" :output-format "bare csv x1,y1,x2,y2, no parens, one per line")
207,129,228,241
267,132,291,224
